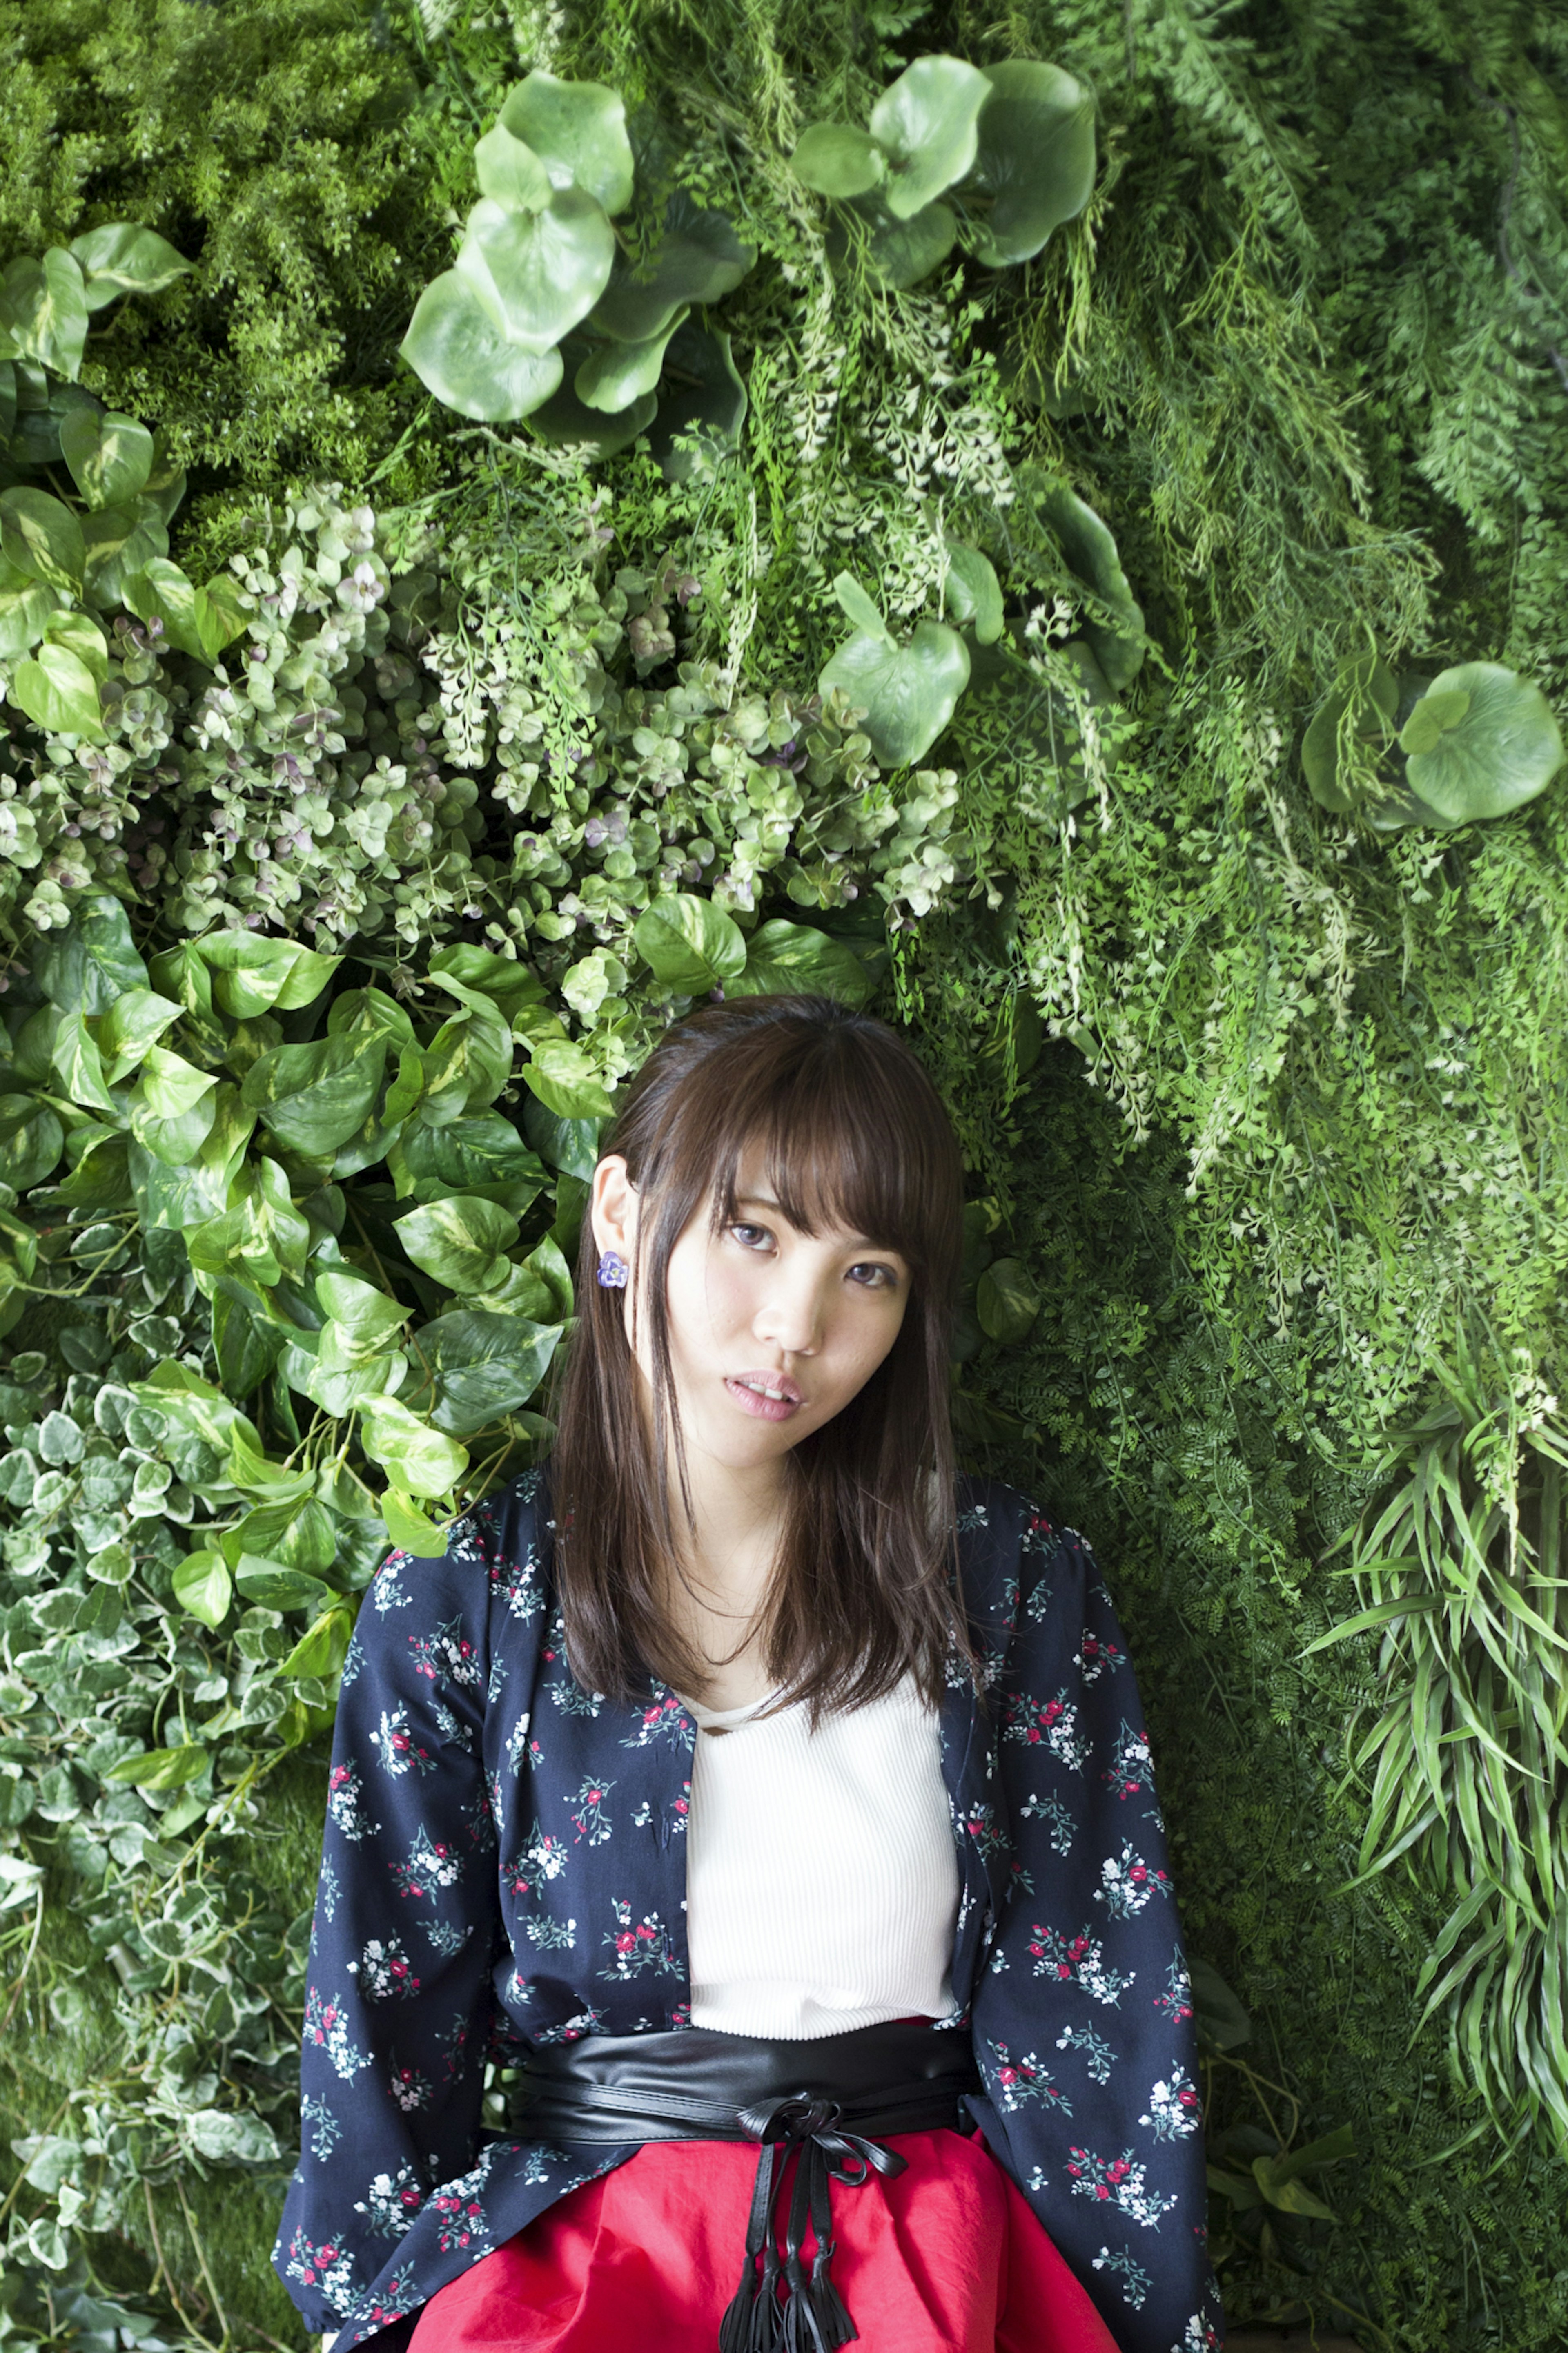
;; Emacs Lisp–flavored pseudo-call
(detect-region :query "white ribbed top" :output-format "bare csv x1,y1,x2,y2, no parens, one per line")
675,1670,961,2040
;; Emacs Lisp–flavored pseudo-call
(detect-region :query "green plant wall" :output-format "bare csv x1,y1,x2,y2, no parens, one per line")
2,0,1568,2346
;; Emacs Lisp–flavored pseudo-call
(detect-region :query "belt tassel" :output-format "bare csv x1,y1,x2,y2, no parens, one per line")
717,2097,908,2353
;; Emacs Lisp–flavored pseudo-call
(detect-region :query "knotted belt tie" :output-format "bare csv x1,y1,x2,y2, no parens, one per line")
507,2018,982,2353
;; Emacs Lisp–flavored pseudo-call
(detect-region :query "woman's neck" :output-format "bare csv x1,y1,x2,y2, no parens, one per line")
673,1444,787,1601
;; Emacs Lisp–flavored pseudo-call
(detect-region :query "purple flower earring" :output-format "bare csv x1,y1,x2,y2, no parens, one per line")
596,1249,630,1290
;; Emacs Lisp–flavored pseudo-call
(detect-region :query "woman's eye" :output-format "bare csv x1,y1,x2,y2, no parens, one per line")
848,1262,898,1290
730,1223,773,1250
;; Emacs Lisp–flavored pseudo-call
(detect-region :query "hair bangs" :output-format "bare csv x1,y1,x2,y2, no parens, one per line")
702,1027,952,1277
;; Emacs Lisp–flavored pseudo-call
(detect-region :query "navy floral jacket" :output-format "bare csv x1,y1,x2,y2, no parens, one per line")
274,1468,1223,2353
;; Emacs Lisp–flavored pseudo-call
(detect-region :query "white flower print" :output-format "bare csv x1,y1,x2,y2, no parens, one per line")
1003,1685,1089,1771
1103,1719,1155,1802
326,1762,380,1844
369,1705,436,1780
282,2224,357,2314
1020,1789,1076,1854
488,1545,544,1620
1095,1840,1173,1919
525,1913,578,1950
345,2257,419,2333
1027,1923,1136,2005
1074,1626,1127,1683
619,1689,695,1750
599,1898,679,1981
535,2003,608,2044
568,1776,615,1844
317,1855,341,1923
388,1824,463,1902
408,1614,482,1690
1153,1948,1194,2026
505,1816,570,1897
301,2094,342,2161
1140,2064,1202,2142
302,1987,370,2083
1093,2246,1152,2310
1172,2315,1223,2352
354,2159,425,2240
370,1552,412,1614
1065,2144,1178,2228
986,2039,1073,2117
348,1936,421,2001
1056,2023,1117,2084
389,2061,432,2112
423,1917,472,1958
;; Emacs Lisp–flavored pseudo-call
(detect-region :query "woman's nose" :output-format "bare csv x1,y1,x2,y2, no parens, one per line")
753,1265,825,1356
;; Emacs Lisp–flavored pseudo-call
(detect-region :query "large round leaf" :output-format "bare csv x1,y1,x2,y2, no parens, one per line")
0,251,88,379
9,644,104,738
791,124,887,199
0,555,61,659
646,326,747,483
122,556,237,664
523,350,657,454
969,62,1096,267
0,487,85,593
358,1396,469,1500
1036,484,1145,690
1300,653,1399,813
36,893,149,1013
943,539,1004,642
0,1095,64,1191
60,408,154,509
394,1195,520,1294
38,602,98,679
1399,662,1565,825
868,56,991,219
455,189,615,354
820,617,971,768
500,71,636,217
522,1038,615,1121
977,1257,1042,1344
633,893,748,993
729,920,873,1007
241,1033,389,1157
67,223,192,311
81,501,169,611
405,1309,561,1438
589,190,755,343
399,269,564,422
833,195,958,290
473,122,552,214
574,309,688,413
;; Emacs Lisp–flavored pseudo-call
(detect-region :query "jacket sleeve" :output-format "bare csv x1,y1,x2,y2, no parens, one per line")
969,1497,1223,2353
272,1521,502,2335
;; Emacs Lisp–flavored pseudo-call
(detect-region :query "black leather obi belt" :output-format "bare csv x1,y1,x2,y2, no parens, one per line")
507,2016,983,2353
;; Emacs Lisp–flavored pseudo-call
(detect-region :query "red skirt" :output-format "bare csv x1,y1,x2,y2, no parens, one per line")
408,2127,1122,2351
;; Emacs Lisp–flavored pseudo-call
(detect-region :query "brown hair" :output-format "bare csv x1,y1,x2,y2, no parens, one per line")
549,992,983,1727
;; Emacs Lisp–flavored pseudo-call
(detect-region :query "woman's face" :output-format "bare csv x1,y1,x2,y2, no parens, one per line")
590,1147,911,1476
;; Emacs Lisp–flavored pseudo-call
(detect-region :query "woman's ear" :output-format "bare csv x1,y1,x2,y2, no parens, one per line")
590,1154,638,1265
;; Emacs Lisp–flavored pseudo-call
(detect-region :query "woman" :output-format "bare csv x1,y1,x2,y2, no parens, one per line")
275,995,1221,2353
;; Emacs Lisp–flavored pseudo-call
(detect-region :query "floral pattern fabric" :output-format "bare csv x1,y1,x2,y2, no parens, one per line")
274,1470,1223,2353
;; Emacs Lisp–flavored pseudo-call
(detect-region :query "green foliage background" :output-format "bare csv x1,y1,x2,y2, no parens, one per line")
2,0,1568,2345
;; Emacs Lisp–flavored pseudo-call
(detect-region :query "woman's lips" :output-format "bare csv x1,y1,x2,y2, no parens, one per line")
724,1372,803,1422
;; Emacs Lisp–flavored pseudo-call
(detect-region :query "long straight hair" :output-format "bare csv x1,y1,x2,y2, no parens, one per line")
549,993,983,1727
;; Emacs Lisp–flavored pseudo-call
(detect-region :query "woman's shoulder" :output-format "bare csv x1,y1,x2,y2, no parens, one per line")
953,1472,1065,1558
359,1462,557,1634
952,1473,1083,1636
